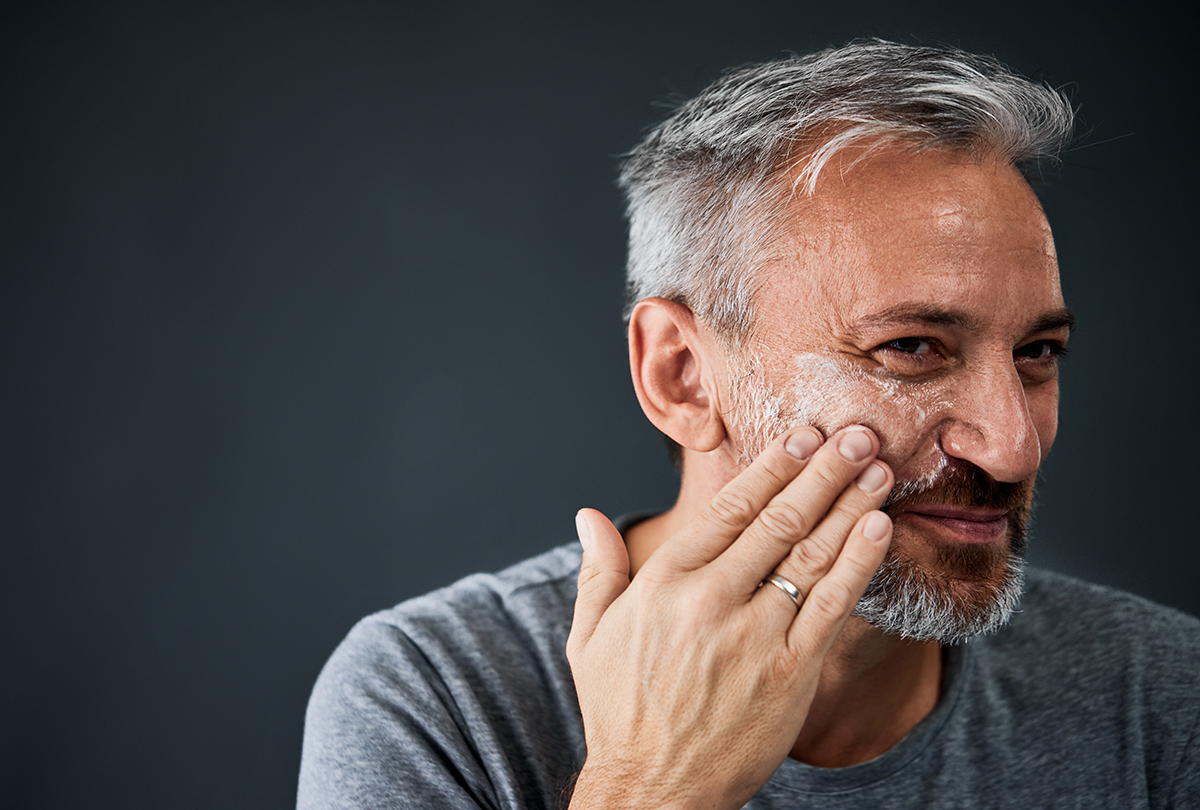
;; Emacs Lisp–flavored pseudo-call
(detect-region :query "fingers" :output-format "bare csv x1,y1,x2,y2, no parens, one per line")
786,509,893,656
756,459,893,616
714,426,887,592
567,509,630,659
652,427,825,575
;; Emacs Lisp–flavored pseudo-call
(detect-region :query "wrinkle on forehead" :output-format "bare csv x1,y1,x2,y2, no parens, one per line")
933,205,966,235
781,147,1054,245
755,151,1061,343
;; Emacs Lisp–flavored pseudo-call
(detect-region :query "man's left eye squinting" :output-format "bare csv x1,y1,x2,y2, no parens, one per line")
886,337,936,355
1015,340,1067,360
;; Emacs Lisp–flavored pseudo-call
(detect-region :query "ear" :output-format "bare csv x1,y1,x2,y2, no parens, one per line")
628,298,727,453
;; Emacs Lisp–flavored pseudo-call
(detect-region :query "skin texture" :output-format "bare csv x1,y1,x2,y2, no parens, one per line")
744,146,1065,514
568,147,1070,808
726,148,1070,634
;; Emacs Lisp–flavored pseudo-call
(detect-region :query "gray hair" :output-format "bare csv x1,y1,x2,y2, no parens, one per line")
618,39,1075,344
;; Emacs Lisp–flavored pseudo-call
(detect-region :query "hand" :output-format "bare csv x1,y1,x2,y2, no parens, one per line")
566,426,894,810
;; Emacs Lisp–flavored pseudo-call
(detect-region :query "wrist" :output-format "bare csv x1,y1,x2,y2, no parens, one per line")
568,762,710,810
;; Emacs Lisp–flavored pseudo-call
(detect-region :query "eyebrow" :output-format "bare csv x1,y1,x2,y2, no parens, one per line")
1029,307,1077,334
855,303,1077,335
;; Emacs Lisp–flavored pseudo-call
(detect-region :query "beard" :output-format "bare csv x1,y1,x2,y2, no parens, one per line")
854,463,1032,644
729,357,1032,645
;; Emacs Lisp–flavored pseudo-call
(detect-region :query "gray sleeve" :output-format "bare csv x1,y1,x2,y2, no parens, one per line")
297,617,498,810
1168,719,1200,810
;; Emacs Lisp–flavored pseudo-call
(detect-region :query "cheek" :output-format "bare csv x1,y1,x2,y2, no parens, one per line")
783,358,953,476
1028,382,1059,460
842,383,952,479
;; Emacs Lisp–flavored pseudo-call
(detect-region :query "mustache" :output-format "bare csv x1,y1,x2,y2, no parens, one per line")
882,460,1032,517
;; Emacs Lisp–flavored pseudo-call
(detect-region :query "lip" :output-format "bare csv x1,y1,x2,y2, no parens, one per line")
898,504,1009,544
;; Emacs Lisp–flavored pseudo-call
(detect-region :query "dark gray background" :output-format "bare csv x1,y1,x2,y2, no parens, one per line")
3,2,1196,808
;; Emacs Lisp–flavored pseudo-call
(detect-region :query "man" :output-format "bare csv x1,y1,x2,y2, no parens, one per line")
298,40,1200,809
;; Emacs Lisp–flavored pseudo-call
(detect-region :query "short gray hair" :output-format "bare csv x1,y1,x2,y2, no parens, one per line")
618,39,1075,344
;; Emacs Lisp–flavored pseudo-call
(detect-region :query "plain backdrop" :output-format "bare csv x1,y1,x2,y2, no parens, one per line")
3,2,1197,807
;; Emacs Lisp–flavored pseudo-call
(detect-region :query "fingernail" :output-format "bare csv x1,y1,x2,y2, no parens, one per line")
863,512,891,542
785,430,821,460
839,429,873,462
856,462,888,493
575,512,591,552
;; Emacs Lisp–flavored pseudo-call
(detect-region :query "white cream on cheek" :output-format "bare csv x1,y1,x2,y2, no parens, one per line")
778,352,954,485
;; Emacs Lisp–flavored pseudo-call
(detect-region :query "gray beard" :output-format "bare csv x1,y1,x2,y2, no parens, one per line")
851,544,1026,645
849,469,1031,645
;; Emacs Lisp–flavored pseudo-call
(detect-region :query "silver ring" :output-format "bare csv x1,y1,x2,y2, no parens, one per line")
764,575,803,610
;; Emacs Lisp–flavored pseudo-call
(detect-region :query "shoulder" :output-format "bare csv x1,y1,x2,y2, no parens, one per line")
1013,566,1200,664
298,543,585,810
317,540,583,713
961,567,1200,803
354,542,582,665
986,566,1200,697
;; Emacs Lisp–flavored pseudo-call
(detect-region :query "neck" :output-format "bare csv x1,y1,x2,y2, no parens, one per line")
789,618,941,766
624,448,943,769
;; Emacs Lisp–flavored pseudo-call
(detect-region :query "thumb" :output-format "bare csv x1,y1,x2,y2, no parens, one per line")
568,508,630,653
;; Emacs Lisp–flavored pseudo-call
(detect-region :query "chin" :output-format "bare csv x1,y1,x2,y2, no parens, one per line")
852,522,1028,645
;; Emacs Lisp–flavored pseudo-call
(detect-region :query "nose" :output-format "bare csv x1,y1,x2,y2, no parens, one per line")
938,360,1043,484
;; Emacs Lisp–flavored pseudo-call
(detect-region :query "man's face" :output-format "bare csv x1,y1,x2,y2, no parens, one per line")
728,147,1071,641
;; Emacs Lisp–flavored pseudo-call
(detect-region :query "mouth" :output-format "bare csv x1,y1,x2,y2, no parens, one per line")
897,503,1009,545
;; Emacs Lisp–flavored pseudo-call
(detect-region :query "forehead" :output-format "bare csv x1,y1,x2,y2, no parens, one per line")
755,148,1063,342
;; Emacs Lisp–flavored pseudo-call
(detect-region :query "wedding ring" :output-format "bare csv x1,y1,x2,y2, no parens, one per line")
764,574,803,610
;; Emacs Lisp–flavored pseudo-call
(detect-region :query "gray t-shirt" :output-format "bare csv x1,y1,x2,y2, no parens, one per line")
298,542,1200,809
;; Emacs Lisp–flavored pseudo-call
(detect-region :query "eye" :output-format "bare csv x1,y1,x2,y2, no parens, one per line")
884,337,937,355
1014,340,1069,361
874,336,945,375
1014,339,1068,383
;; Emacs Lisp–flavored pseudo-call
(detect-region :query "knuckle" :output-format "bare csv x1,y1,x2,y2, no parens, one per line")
576,566,621,601
785,534,835,574
758,500,812,540
576,560,602,591
806,462,850,494
676,587,718,626
707,488,757,528
756,453,796,489
683,569,733,620
805,579,855,623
